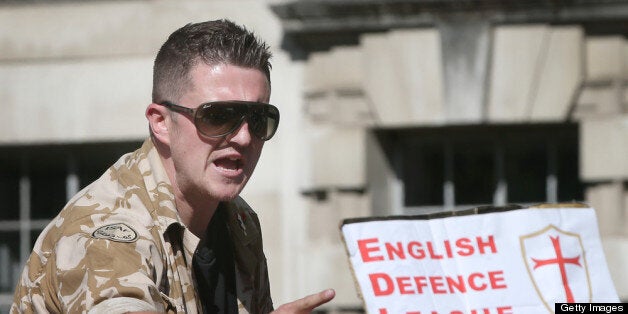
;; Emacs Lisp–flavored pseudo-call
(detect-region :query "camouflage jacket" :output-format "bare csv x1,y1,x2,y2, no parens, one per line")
11,139,274,313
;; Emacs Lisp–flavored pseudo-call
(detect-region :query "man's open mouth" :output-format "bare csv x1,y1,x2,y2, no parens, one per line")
214,156,243,173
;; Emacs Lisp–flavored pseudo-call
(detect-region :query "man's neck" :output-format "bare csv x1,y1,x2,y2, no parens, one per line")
155,146,219,238
175,195,218,238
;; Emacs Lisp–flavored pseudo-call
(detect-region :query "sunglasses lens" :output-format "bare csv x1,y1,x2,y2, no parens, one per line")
196,105,243,137
249,105,280,140
195,103,279,140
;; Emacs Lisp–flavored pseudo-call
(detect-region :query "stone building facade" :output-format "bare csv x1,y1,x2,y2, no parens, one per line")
272,0,628,308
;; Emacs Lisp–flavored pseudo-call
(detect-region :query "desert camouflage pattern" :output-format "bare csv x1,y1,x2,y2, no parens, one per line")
11,139,273,313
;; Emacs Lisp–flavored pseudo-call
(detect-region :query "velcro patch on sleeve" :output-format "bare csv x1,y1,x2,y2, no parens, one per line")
92,223,138,243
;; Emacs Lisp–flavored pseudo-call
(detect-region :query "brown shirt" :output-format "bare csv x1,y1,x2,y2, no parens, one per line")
11,139,273,314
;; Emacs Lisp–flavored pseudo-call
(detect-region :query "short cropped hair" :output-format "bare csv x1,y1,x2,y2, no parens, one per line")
152,19,272,104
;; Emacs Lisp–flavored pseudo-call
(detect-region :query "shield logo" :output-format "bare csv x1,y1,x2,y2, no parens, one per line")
520,224,591,313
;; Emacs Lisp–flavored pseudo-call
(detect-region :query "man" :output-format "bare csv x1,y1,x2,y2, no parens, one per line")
12,19,334,313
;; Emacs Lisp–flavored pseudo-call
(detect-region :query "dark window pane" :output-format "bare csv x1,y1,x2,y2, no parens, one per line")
31,229,44,249
77,142,139,188
506,143,546,203
78,162,109,189
30,162,66,220
0,163,20,220
454,142,494,204
393,124,581,213
0,232,21,293
403,143,444,206
557,140,584,202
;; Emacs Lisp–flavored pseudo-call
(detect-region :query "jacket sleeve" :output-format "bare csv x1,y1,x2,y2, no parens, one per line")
12,224,168,314
52,232,166,313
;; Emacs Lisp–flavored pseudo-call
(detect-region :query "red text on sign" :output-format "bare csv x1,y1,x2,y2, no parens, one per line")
369,270,507,296
379,305,513,314
358,236,497,263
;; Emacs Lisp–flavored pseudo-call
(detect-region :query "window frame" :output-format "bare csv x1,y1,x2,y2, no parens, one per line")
0,140,142,311
373,123,583,215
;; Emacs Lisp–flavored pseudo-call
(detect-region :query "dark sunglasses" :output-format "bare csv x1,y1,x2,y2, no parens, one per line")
158,100,280,140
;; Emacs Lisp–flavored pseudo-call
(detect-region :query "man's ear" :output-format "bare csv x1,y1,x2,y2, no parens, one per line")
146,103,171,145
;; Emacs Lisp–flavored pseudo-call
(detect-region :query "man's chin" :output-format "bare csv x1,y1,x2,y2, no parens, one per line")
218,194,239,202
211,186,245,202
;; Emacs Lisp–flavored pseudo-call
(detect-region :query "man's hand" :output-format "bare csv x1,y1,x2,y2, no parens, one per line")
126,289,335,314
271,289,336,314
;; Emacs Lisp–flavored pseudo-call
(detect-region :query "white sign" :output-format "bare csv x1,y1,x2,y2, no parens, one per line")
341,205,619,314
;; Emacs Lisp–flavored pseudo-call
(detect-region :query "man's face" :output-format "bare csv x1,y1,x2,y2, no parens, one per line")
167,62,270,203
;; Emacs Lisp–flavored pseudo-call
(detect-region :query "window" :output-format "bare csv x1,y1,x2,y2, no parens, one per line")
379,124,583,214
0,141,142,311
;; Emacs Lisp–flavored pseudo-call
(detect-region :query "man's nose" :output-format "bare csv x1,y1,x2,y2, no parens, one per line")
227,119,253,145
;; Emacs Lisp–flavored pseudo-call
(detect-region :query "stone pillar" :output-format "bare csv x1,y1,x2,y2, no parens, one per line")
361,29,445,125
302,45,371,306
488,25,583,122
576,35,628,300
437,15,491,123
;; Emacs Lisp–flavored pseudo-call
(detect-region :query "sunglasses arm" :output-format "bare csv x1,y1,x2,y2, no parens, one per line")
160,101,195,115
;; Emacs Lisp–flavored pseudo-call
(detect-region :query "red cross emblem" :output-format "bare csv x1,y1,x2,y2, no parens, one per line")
520,225,592,312
531,236,581,302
